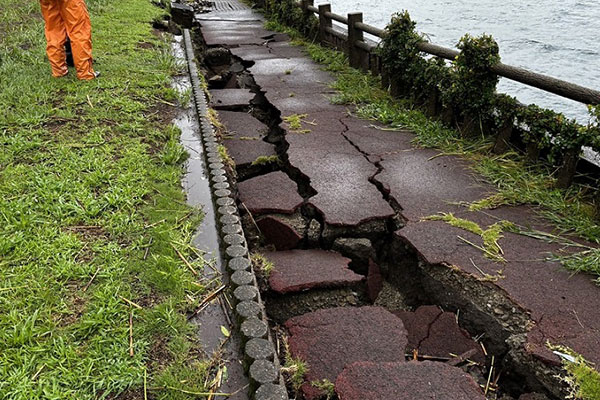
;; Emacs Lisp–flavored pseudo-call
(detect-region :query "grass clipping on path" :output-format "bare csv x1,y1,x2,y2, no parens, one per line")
263,19,600,283
0,0,214,399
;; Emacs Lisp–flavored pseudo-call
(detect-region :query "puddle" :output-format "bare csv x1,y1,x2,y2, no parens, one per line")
171,34,249,399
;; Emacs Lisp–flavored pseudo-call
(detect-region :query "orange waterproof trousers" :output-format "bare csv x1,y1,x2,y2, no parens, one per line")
40,0,95,80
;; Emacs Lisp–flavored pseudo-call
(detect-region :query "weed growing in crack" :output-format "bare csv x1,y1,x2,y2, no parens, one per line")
250,252,275,278
217,144,235,169
425,213,515,263
311,379,335,399
282,354,309,392
251,155,280,167
549,344,600,400
283,113,311,133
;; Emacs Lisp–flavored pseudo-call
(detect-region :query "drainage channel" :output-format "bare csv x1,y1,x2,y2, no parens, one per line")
171,34,249,398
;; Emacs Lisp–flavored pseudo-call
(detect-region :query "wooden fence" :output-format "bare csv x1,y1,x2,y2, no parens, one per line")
300,0,600,106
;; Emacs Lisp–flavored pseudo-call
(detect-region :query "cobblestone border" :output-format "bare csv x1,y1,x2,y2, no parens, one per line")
183,29,289,400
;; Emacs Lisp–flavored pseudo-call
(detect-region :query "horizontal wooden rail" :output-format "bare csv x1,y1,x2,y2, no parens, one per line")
323,10,347,24
300,1,600,105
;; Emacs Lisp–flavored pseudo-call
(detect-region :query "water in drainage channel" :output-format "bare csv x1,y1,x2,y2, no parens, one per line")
171,34,249,398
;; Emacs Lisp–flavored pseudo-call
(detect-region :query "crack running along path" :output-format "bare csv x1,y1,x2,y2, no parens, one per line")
196,0,600,394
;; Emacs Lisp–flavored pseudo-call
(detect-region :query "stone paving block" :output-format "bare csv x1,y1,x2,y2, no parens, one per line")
335,361,486,400
238,171,303,215
196,10,261,22
285,306,408,400
230,45,277,61
342,117,415,162
265,249,364,294
209,89,255,110
217,110,276,168
224,138,277,169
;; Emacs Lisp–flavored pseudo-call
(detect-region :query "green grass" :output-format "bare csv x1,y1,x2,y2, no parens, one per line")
0,0,214,399
549,345,600,400
251,155,280,166
262,18,600,282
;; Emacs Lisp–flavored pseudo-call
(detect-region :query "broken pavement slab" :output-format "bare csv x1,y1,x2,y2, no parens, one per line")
335,361,486,400
285,306,408,400
216,110,277,169
374,150,494,221
396,220,600,367
209,88,255,110
394,305,486,364
265,249,364,294
200,20,273,46
237,171,303,215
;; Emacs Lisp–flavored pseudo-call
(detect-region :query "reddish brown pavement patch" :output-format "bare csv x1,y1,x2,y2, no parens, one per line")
335,361,486,400
285,306,408,399
265,249,364,294
238,171,303,215
209,88,255,110
394,305,485,364
249,57,335,92
396,219,600,367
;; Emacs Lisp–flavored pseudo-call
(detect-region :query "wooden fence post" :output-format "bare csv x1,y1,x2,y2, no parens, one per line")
347,12,364,69
318,4,331,45
301,0,313,20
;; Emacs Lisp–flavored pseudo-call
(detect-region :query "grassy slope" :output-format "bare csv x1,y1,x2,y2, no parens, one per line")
0,1,213,399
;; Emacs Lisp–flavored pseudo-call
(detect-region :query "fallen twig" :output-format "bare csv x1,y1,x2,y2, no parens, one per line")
218,296,232,327
188,285,227,319
144,368,148,400
447,349,478,366
32,364,46,381
171,243,198,276
82,267,100,292
129,310,134,357
0,285,26,293
143,237,153,261
119,295,143,310
240,202,261,235
484,355,495,395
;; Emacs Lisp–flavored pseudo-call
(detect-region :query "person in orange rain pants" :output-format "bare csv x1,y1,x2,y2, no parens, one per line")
39,0,98,80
